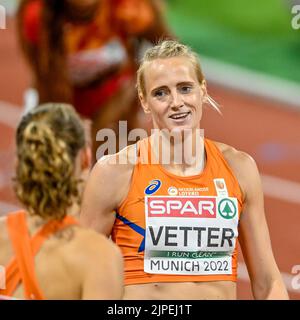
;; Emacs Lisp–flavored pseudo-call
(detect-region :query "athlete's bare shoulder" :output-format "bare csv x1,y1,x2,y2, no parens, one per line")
83,143,138,213
68,226,122,262
213,141,260,198
58,226,123,296
94,143,137,179
214,141,255,165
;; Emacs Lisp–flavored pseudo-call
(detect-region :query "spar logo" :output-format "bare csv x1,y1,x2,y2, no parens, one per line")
144,179,161,195
218,198,237,219
146,196,217,218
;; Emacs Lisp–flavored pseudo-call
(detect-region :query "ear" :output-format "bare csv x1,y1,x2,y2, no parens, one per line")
80,146,92,171
200,80,208,103
139,92,151,114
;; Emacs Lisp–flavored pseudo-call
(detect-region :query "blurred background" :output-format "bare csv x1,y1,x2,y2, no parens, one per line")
0,0,299,299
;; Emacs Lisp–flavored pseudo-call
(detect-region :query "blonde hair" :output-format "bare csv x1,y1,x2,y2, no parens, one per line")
14,103,86,220
137,40,220,113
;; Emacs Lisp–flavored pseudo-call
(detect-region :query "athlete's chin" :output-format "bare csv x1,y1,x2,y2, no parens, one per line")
168,122,197,133
170,126,192,134
153,119,198,133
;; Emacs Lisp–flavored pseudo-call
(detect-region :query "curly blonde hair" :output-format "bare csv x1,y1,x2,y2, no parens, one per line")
14,103,86,220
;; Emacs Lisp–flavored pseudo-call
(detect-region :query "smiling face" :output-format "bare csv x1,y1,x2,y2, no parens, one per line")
139,56,207,132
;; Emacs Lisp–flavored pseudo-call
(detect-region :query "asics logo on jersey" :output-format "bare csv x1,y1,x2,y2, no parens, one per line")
145,180,162,195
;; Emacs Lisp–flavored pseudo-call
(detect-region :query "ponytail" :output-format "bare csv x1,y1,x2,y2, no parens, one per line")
15,103,85,220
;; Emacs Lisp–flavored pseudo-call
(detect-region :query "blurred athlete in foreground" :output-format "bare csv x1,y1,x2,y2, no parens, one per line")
0,104,123,300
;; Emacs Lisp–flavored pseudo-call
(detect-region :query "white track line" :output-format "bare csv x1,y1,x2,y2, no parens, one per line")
0,101,21,128
201,56,300,110
238,262,300,294
0,0,18,16
261,174,300,205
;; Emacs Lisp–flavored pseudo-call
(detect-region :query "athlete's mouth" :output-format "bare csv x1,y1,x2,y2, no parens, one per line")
168,111,191,120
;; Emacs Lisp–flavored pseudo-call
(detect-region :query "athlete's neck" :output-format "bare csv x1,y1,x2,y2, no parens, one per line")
150,129,206,176
26,202,80,235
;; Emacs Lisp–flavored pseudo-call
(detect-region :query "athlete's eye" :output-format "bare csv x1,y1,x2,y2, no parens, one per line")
153,89,167,98
179,86,192,94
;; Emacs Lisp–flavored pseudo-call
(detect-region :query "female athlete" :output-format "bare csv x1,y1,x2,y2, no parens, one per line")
0,103,123,299
80,40,289,300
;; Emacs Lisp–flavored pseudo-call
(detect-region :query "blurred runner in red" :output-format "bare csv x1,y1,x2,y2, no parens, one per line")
17,0,174,159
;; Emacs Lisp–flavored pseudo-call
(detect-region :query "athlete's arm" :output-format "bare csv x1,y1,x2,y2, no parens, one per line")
230,151,289,300
80,147,135,236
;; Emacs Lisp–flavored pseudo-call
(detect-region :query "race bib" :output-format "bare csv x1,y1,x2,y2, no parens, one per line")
144,196,239,275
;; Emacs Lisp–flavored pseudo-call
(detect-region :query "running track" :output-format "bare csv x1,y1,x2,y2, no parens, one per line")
1,18,300,300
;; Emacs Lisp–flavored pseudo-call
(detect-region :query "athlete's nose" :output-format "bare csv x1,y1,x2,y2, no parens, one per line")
170,90,184,110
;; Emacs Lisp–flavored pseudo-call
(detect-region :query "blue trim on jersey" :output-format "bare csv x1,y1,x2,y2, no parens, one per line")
116,212,145,252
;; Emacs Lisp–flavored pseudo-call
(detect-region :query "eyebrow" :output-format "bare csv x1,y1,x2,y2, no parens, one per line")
177,81,195,86
150,82,195,94
150,85,168,95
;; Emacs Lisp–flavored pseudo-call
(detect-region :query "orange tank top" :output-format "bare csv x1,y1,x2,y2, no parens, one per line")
112,137,244,285
0,211,78,300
